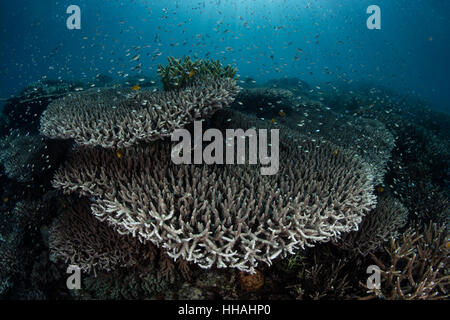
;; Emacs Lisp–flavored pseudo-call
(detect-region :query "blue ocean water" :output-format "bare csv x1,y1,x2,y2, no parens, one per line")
1,0,449,112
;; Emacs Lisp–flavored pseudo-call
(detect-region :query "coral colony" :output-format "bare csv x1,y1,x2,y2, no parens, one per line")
0,55,448,300
42,58,376,273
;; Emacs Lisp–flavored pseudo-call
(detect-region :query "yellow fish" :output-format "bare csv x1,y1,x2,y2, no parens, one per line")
271,118,277,124
279,110,286,117
116,150,123,159
3,197,8,203
376,186,385,193
188,70,195,78
132,85,140,91
332,149,339,156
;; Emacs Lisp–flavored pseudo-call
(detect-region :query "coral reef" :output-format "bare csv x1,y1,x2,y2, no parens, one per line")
296,258,352,300
232,89,395,184
320,83,449,227
79,267,178,300
0,232,24,298
40,78,239,148
48,198,156,274
235,87,295,114
386,124,450,226
1,79,87,132
0,130,66,182
69,236,191,299
276,245,355,300
0,188,71,299
334,193,408,257
361,223,449,300
1,72,447,301
158,56,237,91
51,127,376,273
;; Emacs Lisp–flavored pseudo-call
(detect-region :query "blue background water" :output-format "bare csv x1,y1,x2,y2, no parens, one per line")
1,0,449,112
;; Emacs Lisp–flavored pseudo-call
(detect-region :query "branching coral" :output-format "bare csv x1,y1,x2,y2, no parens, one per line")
40,78,239,148
334,193,408,256
361,223,450,300
279,246,354,300
158,56,237,91
52,128,376,273
49,198,156,274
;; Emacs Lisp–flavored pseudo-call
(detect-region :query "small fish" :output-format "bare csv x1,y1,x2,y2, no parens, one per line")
130,54,140,62
279,110,286,117
187,70,195,77
332,149,339,156
376,186,385,193
116,150,123,159
132,85,141,91
271,118,277,124
3,197,8,203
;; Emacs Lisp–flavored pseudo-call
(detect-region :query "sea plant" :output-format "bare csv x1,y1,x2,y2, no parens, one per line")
157,56,237,91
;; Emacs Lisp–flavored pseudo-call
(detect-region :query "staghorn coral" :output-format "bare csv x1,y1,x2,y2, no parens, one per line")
49,198,156,274
158,56,237,91
51,127,376,273
279,245,354,300
361,223,450,300
297,259,352,300
76,240,189,299
40,78,239,148
334,193,409,257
